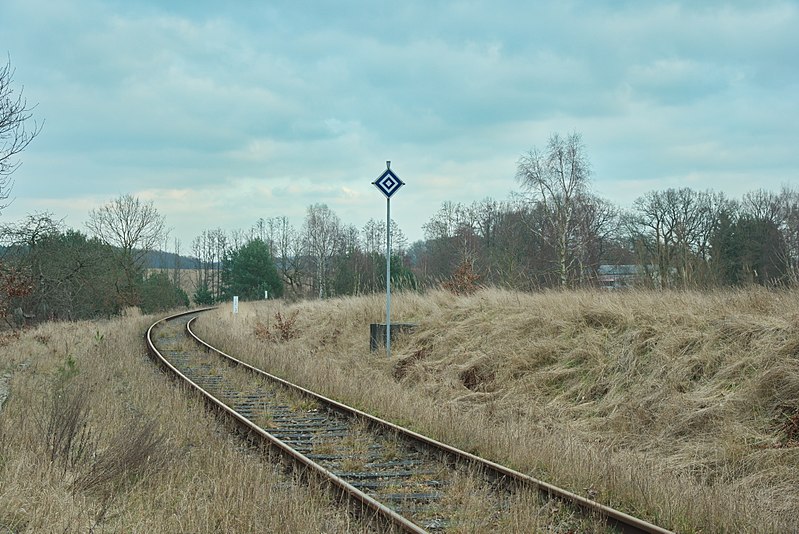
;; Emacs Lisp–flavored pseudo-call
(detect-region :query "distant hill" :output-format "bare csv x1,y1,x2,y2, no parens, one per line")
144,250,202,270
1,244,205,271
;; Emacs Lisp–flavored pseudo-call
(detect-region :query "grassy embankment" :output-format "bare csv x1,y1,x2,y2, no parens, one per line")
193,288,799,533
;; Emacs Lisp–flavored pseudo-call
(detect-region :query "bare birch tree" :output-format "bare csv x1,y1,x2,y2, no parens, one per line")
302,203,342,298
516,132,591,287
362,219,385,255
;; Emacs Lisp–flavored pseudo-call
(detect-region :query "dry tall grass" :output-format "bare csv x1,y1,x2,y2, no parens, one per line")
0,313,366,532
195,287,799,533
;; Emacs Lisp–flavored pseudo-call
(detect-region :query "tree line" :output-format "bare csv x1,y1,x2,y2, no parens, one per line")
415,184,799,291
189,203,415,304
184,131,798,303
419,133,799,290
2,127,798,324
0,200,189,323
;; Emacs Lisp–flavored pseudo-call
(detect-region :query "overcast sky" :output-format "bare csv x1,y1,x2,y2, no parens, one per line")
2,0,797,247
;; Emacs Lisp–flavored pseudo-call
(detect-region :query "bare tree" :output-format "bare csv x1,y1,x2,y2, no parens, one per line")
694,190,738,286
390,220,408,256
249,217,279,258
741,189,784,225
666,188,708,287
362,219,385,255
302,203,342,299
628,188,724,288
191,231,208,290
0,56,42,209
191,230,216,302
211,228,228,301
422,201,477,280
252,217,267,243
780,187,799,285
572,194,619,285
87,194,165,260
363,218,407,257
171,237,183,289
0,212,61,320
485,198,543,288
273,216,302,294
516,132,591,287
1,210,62,250
628,190,676,289
469,198,500,252
86,194,166,305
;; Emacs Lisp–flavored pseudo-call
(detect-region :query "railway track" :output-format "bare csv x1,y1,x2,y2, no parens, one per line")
146,309,673,533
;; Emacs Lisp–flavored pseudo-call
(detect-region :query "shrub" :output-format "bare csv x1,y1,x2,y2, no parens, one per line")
140,272,189,313
442,260,480,296
253,311,299,342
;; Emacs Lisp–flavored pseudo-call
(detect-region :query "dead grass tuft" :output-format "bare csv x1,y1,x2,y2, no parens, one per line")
40,380,95,470
775,409,799,447
120,306,142,318
71,417,168,495
458,358,496,392
0,331,20,346
392,347,430,381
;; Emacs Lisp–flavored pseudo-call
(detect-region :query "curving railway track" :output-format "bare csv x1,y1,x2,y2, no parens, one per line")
146,308,674,534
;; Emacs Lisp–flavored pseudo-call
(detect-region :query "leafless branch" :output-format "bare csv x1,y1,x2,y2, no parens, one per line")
0,55,43,208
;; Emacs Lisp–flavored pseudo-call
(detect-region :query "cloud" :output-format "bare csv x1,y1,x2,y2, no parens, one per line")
1,0,796,246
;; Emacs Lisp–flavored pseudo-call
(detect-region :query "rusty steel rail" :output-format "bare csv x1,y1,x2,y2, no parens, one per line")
147,308,674,534
147,308,424,533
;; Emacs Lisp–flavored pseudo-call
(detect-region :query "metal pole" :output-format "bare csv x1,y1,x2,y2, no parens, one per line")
386,162,392,358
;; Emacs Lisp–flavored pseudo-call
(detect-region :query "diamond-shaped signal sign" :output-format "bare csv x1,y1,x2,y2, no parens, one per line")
372,168,405,198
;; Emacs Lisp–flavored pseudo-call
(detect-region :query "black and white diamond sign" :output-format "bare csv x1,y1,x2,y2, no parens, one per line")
372,168,405,198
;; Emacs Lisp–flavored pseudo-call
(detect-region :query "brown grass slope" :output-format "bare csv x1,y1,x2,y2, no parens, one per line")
195,288,799,533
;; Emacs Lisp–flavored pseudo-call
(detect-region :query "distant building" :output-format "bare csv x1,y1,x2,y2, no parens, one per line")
598,264,675,289
597,265,644,290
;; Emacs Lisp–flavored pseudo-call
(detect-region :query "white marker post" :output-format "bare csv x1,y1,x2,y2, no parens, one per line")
372,161,405,357
233,296,239,315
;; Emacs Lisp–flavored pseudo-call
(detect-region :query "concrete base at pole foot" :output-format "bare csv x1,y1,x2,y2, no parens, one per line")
369,323,417,352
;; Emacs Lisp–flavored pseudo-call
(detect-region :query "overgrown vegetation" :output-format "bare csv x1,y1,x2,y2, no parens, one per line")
195,287,799,533
254,310,300,343
0,313,361,532
4,284,799,531
442,260,481,295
